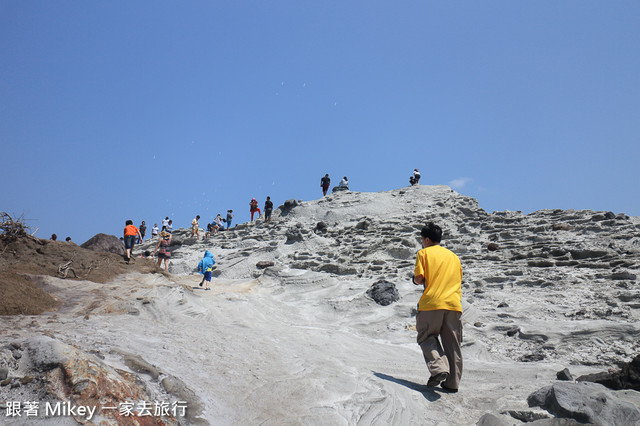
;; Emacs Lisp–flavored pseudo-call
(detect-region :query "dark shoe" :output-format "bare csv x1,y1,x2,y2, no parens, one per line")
427,372,449,387
441,384,458,393
199,281,203,287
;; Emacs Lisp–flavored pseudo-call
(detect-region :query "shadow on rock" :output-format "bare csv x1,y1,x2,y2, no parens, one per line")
372,372,441,402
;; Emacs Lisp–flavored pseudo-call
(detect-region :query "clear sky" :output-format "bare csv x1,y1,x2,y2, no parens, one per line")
2,1,639,244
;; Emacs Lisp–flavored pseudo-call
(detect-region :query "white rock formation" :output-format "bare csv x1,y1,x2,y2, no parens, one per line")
1,185,639,424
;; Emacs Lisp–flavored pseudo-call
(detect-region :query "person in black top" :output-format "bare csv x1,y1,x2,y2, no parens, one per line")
321,174,331,196
264,196,274,223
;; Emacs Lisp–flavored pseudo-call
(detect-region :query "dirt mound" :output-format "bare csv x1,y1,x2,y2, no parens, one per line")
81,232,126,256
0,234,161,315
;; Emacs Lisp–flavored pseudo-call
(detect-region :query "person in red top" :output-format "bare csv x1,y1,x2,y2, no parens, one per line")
123,220,142,263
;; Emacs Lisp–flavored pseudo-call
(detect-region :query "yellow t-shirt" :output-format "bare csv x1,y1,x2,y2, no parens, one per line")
414,245,462,312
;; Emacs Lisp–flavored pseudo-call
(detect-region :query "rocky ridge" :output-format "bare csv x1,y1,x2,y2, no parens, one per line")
2,184,639,424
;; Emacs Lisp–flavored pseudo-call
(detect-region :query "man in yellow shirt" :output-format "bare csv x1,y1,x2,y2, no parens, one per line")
413,222,463,392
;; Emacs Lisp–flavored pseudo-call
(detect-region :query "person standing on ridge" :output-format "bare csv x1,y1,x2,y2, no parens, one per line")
166,220,173,233
138,221,147,243
191,215,200,240
250,198,261,221
152,223,159,238
162,217,169,231
123,220,142,263
225,210,234,230
413,169,421,184
321,174,331,196
264,196,273,223
413,222,463,392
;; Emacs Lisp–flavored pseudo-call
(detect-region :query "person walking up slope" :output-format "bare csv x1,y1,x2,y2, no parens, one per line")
413,222,463,392
250,198,261,221
197,250,216,290
321,174,331,196
123,220,142,264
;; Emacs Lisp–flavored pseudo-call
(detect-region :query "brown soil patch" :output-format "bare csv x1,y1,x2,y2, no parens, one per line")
0,234,161,315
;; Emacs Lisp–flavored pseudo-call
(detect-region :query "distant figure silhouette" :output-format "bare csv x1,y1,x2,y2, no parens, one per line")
321,174,331,196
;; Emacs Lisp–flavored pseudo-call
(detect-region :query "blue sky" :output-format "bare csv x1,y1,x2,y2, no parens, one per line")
2,1,639,244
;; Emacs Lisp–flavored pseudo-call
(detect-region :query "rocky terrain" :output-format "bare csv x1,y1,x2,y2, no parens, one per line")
1,184,639,424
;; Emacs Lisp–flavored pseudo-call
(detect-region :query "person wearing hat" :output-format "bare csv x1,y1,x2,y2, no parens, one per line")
249,198,261,221
153,231,172,271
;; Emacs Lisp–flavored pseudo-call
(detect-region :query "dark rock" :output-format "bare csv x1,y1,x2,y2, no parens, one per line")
527,382,640,425
528,260,555,267
506,327,520,337
576,354,640,391
610,271,637,281
557,368,574,381
527,419,583,425
570,249,609,260
498,302,509,308
318,263,357,275
256,261,275,269
285,229,304,244
314,221,328,233
366,280,400,306
487,243,500,252
355,219,371,230
81,233,125,256
12,350,21,359
10,342,22,350
604,211,616,220
332,186,348,193
278,199,299,216
1,378,10,386
503,410,549,422
0,367,8,381
521,352,545,362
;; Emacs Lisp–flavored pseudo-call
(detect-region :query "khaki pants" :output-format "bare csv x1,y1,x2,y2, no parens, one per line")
416,309,463,389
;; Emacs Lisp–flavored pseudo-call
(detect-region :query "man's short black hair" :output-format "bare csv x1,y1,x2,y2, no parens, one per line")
421,222,442,243
126,220,133,226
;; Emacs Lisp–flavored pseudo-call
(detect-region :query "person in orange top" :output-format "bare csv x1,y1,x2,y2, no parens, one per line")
413,222,463,392
123,220,142,263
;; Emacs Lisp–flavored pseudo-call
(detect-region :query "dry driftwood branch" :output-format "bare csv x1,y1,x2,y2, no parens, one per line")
0,212,30,237
58,259,77,279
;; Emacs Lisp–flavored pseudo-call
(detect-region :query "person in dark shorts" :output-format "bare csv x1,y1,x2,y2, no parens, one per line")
138,221,147,243
123,220,142,263
321,174,331,196
197,250,216,290
264,196,274,223
153,231,172,271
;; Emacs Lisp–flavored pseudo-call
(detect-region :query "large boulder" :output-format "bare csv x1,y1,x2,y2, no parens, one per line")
577,354,640,391
80,233,125,256
527,381,640,425
278,199,299,216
